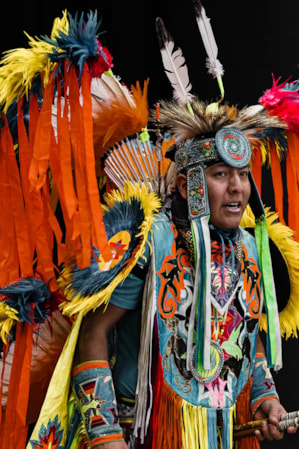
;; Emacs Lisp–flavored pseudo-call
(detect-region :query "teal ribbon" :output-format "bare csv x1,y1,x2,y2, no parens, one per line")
254,215,277,368
206,408,218,448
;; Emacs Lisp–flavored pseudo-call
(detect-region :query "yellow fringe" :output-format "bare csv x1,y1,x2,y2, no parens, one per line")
241,205,299,338
181,402,208,449
180,400,234,449
59,182,161,317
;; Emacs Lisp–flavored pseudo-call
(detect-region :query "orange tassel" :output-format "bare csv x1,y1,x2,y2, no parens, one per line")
54,81,78,223
81,66,111,262
235,377,260,449
286,132,299,240
286,152,298,238
67,65,92,268
0,322,33,449
5,116,33,278
0,119,19,286
251,148,262,195
270,143,285,225
29,75,54,191
17,99,57,290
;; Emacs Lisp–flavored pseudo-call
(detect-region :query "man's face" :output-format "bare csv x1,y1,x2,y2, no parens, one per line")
205,162,251,229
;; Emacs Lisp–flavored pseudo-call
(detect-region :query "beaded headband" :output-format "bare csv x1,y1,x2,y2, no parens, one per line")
173,127,252,173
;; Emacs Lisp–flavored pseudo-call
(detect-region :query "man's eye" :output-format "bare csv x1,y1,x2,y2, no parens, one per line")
240,170,249,177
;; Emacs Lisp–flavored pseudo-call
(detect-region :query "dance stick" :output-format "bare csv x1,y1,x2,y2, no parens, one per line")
233,411,299,440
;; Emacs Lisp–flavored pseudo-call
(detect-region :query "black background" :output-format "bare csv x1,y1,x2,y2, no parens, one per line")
1,1,299,447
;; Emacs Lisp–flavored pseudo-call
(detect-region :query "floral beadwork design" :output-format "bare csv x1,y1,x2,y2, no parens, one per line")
187,165,208,218
29,415,64,449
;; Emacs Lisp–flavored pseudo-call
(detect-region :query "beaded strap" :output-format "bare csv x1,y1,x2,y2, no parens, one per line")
71,360,124,447
250,353,279,415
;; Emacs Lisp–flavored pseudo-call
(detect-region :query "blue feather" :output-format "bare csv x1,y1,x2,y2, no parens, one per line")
44,10,103,78
68,198,145,296
0,278,51,325
284,80,299,93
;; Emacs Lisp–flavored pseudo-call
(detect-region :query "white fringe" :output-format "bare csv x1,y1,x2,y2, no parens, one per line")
133,246,157,442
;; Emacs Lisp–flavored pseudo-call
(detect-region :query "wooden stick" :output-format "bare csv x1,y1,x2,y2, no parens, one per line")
234,412,299,440
234,419,267,440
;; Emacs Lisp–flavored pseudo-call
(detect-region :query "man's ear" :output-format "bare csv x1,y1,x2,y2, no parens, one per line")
176,174,187,199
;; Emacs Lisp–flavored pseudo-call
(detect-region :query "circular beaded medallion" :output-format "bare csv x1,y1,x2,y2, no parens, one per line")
191,340,224,384
215,128,251,168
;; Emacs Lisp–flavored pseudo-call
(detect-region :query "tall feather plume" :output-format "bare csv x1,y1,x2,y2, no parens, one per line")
156,17,193,106
192,0,224,99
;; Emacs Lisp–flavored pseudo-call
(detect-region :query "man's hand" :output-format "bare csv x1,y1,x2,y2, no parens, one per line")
254,399,297,441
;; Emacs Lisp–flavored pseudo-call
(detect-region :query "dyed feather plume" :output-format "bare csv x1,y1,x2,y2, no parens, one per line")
91,74,149,175
156,17,193,105
259,76,299,133
192,0,224,98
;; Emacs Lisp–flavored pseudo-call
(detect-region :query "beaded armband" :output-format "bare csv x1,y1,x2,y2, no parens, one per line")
250,353,280,415
71,361,124,447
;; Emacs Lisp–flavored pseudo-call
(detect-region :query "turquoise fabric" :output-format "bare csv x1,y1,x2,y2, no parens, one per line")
151,213,262,408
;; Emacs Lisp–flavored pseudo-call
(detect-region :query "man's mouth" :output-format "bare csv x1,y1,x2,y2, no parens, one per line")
224,202,241,210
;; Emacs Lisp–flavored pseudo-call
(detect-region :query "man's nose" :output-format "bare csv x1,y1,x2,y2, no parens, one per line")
228,173,242,191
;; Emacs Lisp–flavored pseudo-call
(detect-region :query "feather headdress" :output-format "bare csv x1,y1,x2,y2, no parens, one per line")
155,97,286,143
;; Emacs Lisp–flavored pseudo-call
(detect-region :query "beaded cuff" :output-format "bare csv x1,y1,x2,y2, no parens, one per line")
71,360,124,446
250,353,280,415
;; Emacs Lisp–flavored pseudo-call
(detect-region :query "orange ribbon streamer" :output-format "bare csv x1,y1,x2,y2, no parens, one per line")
0,322,33,449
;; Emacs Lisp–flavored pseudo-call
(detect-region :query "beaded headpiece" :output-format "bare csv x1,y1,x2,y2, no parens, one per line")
170,127,252,219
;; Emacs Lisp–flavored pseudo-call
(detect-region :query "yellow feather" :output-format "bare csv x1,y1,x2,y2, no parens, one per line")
0,10,69,111
0,303,19,344
241,206,299,339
